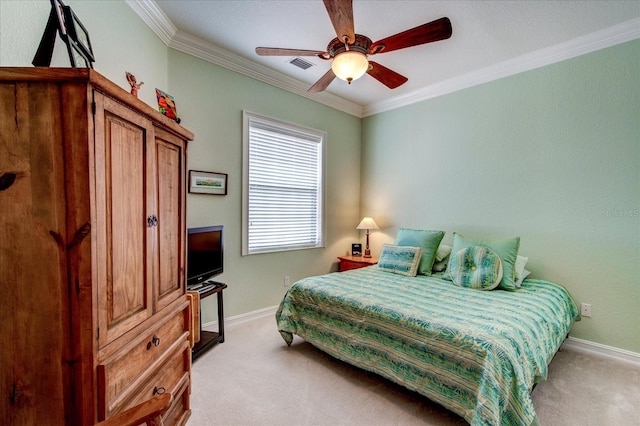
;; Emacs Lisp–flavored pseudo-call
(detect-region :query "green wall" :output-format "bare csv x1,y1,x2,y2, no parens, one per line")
362,40,640,353
2,0,637,353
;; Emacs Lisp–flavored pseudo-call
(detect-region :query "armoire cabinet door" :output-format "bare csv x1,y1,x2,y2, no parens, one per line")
154,128,187,312
94,92,154,348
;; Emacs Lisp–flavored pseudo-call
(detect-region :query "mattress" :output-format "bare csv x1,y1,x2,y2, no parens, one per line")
276,266,579,425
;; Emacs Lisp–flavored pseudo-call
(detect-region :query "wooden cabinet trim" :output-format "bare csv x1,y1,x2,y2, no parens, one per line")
0,67,194,141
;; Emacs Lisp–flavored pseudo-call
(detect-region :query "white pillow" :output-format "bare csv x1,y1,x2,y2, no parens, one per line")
435,244,452,262
514,255,528,281
432,258,448,272
515,269,531,288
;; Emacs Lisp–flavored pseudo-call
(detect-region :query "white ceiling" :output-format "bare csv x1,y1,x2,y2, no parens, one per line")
131,1,640,116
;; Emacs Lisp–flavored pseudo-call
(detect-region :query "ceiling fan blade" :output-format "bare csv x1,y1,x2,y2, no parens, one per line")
323,0,355,44
308,69,336,93
256,47,327,57
366,61,408,89
369,17,452,55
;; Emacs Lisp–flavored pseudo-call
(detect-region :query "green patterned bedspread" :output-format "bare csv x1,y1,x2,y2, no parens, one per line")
276,266,579,425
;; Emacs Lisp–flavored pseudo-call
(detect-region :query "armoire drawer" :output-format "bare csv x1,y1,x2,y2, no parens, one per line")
97,307,189,420
115,340,191,418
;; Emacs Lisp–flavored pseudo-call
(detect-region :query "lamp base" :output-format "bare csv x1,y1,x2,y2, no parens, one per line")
363,231,372,258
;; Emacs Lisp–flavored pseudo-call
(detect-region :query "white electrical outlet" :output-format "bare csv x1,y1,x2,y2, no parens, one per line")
580,303,592,317
284,276,290,287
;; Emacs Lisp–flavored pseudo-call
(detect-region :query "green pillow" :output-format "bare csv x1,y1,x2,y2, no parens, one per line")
445,233,520,290
377,244,422,277
449,246,503,290
394,228,445,276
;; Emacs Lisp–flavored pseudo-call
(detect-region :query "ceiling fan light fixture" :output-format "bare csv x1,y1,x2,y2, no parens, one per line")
331,51,368,84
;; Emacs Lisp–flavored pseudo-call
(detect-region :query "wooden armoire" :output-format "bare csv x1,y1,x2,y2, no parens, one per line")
0,68,194,425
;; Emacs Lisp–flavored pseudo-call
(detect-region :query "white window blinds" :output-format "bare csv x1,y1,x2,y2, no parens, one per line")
242,112,325,255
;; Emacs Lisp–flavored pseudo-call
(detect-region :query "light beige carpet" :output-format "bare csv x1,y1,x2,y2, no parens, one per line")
189,315,639,425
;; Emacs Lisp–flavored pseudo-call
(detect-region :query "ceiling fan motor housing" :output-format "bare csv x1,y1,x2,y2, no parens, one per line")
328,34,372,57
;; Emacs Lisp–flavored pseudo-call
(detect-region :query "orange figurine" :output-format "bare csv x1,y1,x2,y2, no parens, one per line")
126,71,144,97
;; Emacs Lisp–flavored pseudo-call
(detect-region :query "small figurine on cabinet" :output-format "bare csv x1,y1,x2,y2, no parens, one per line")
125,71,144,97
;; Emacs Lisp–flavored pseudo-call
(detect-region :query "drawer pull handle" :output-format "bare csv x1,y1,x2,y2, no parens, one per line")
153,386,166,395
146,335,161,350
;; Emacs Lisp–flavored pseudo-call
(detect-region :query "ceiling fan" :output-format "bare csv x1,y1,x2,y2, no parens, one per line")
255,0,452,93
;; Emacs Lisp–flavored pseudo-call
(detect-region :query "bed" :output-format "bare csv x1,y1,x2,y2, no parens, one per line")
276,265,579,425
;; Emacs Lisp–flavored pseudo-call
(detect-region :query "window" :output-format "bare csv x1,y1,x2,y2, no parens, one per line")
242,111,325,255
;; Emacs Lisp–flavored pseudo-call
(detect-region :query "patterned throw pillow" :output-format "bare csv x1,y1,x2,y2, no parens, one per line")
377,244,423,277
449,246,503,290
445,233,520,290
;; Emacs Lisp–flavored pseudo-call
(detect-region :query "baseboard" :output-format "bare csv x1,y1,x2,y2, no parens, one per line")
562,336,640,367
205,307,640,367
202,305,278,330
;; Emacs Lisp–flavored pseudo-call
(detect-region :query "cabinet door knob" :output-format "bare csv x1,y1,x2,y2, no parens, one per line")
153,386,166,395
147,215,158,227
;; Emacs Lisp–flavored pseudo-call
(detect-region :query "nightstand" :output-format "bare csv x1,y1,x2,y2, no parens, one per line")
338,255,379,272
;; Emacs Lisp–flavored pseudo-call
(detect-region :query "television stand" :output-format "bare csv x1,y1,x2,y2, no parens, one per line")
191,281,227,360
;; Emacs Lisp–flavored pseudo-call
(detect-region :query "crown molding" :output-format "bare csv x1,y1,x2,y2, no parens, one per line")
168,30,364,117
363,17,640,116
126,0,363,116
125,0,176,44
129,2,639,118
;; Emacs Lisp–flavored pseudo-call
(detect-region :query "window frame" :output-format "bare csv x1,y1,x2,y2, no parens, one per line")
242,111,326,256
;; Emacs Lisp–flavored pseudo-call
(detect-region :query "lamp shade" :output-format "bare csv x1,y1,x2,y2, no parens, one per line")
331,51,369,83
356,217,379,230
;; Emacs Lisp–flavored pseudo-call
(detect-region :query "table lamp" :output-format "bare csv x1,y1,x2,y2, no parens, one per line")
356,217,379,258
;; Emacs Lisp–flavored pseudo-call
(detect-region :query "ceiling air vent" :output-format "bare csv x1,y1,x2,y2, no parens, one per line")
288,57,314,70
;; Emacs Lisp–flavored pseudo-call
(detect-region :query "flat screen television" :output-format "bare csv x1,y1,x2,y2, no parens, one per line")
186,225,223,287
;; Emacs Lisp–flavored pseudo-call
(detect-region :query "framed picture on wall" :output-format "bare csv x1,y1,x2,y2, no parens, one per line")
189,170,228,195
